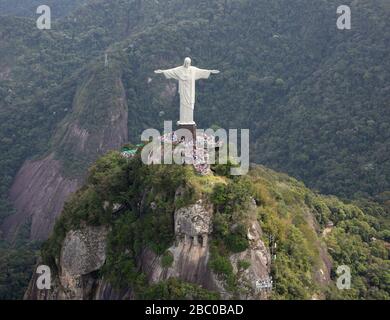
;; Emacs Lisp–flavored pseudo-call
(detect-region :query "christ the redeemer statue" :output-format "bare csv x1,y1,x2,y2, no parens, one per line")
155,57,220,125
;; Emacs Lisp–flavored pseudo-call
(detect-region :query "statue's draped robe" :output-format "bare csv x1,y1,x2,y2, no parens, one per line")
162,66,211,124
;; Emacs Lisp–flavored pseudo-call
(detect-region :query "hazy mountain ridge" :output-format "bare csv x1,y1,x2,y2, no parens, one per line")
1,59,129,241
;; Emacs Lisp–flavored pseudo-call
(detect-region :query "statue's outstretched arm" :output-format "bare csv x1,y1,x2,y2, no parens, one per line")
194,68,220,80
154,67,180,80
155,67,179,73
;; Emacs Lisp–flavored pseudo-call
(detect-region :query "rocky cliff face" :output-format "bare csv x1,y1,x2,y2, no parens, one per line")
141,199,215,287
1,65,128,241
25,197,271,300
3,155,80,241
25,225,112,300
23,155,340,300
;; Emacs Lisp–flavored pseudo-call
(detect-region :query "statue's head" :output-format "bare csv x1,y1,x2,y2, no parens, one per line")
183,57,191,68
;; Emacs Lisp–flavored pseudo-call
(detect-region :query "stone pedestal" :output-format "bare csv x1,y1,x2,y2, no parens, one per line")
176,123,197,145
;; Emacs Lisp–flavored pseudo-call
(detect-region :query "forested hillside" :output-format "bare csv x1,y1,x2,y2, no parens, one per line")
116,0,390,198
0,0,389,299
33,151,390,300
0,0,87,17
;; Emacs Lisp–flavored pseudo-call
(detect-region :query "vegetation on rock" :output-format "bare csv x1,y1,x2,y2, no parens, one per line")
39,152,390,299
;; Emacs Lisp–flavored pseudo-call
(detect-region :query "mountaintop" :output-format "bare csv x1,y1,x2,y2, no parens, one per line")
24,150,390,300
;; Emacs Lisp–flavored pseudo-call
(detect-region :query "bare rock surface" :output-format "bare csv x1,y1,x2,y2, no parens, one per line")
60,226,109,276
139,242,214,289
60,226,110,300
230,221,271,299
25,226,110,300
174,199,213,237
1,154,80,241
24,189,273,300
1,74,128,241
140,201,272,299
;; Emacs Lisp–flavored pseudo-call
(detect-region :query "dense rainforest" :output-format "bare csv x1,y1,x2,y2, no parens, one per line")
0,0,389,299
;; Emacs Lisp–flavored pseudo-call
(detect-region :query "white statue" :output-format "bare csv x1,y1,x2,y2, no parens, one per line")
155,57,220,125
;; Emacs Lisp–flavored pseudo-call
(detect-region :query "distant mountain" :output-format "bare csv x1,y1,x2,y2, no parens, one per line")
1,59,128,241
